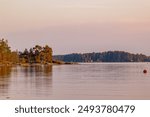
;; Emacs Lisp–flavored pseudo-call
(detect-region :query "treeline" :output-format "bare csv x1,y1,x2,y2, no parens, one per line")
0,39,19,64
2,38,150,64
53,51,150,62
0,38,52,65
19,45,52,64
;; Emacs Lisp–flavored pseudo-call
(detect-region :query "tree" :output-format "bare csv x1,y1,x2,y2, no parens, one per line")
42,45,52,63
0,39,12,63
33,45,42,63
11,51,19,64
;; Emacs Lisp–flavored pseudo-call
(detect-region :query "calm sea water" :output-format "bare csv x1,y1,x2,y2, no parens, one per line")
0,63,150,99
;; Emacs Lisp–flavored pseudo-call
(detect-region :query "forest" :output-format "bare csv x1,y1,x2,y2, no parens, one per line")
53,51,150,62
0,38,52,65
1,38,150,65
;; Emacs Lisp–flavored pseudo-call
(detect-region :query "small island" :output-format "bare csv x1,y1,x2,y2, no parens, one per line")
0,38,73,66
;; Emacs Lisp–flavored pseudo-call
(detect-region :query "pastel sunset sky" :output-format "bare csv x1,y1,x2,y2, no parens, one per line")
0,0,150,55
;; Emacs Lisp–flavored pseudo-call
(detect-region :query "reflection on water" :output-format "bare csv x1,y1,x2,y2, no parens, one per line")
0,66,12,78
21,65,52,77
0,66,12,98
0,65,53,99
0,63,150,99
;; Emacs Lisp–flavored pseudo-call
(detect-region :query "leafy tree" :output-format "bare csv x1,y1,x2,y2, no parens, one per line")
11,51,19,64
0,39,14,64
42,45,52,63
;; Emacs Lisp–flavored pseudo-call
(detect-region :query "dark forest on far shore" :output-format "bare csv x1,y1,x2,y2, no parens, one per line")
53,51,150,62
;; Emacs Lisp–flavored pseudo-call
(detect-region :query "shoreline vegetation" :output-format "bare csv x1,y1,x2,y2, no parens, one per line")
0,38,75,67
1,38,150,67
53,52,150,63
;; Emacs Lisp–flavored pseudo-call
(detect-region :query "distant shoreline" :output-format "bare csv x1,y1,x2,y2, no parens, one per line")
53,51,150,63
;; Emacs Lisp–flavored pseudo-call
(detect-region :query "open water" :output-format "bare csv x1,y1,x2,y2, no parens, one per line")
0,63,150,99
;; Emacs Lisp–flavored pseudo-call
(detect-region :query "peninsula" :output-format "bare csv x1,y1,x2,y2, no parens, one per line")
0,38,71,66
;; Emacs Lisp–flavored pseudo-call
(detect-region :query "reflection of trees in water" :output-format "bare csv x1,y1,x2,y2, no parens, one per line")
0,66,12,78
21,66,53,97
22,65,52,77
0,66,12,96
43,66,53,76
0,66,53,99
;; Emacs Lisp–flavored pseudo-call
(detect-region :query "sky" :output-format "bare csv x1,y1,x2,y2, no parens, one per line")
0,0,150,55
